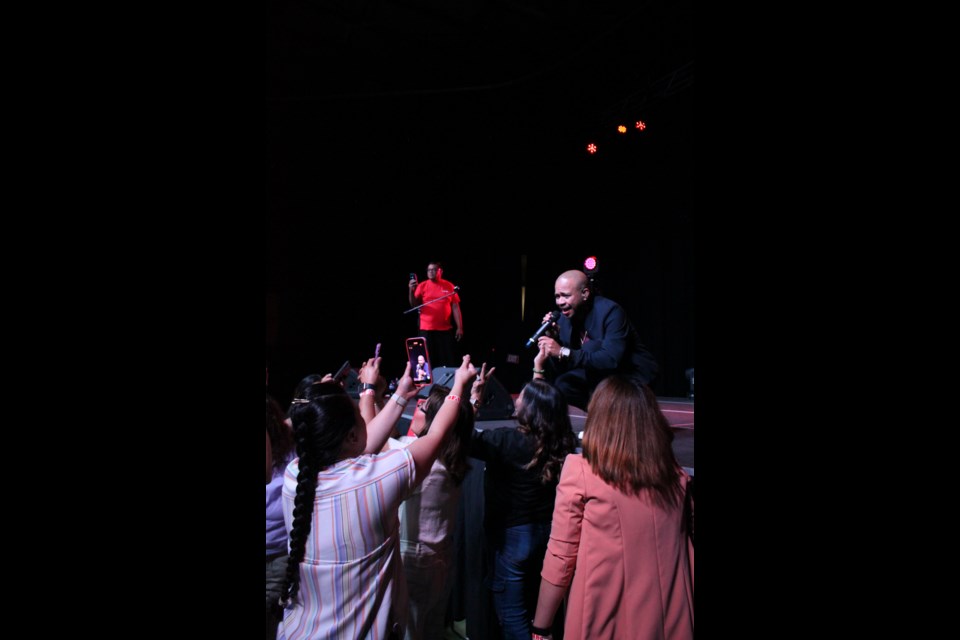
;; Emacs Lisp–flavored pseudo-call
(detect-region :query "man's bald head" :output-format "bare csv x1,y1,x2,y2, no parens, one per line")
554,270,591,319
557,270,589,291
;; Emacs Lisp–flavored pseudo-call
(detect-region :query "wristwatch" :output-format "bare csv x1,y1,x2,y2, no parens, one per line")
559,347,571,360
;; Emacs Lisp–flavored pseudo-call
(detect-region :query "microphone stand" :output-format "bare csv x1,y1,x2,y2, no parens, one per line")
403,288,460,315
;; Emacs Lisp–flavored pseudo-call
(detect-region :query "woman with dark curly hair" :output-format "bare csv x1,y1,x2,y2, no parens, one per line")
469,378,577,640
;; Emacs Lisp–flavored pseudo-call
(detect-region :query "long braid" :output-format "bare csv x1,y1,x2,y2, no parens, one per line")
278,409,319,610
277,383,358,615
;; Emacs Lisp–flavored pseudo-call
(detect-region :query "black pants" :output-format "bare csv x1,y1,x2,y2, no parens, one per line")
554,368,655,411
421,329,459,368
553,369,593,411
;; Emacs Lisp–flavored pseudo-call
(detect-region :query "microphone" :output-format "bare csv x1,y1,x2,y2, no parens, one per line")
454,286,460,291
526,311,561,348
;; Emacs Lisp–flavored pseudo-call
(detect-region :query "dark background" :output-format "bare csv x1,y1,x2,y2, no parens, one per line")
266,244,694,403
266,0,694,401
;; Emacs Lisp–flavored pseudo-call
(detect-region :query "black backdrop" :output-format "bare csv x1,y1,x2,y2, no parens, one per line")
266,0,695,404
266,239,694,404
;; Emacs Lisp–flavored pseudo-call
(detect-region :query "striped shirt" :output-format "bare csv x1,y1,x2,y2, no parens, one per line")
280,447,417,640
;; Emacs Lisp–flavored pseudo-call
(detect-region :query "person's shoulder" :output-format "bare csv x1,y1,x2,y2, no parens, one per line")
473,425,513,441
378,445,414,467
386,436,416,450
595,296,625,313
561,453,589,479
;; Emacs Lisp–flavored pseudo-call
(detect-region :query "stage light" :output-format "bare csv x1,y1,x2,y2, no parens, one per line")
586,143,597,154
583,256,601,294
635,120,646,131
617,125,627,134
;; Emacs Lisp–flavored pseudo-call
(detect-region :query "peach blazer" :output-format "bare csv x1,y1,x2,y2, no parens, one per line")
541,454,694,640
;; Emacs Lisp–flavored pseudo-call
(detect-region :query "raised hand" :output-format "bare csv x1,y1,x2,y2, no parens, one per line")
471,361,497,402
534,343,549,370
454,354,478,389
359,356,381,386
395,361,417,400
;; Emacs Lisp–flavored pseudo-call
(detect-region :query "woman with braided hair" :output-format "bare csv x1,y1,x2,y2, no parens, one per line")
276,355,477,640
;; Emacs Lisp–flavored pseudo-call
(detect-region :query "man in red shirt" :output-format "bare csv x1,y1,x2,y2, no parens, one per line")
408,262,463,367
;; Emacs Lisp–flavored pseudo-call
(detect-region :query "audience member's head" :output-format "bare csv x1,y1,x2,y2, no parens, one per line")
582,375,682,508
413,384,474,485
515,379,577,485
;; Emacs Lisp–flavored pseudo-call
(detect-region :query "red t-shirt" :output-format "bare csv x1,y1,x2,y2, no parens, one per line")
413,278,460,330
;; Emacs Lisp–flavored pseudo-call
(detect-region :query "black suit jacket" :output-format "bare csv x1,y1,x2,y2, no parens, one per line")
555,295,658,384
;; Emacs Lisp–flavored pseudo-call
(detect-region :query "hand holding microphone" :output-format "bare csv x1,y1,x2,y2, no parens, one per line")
526,310,560,348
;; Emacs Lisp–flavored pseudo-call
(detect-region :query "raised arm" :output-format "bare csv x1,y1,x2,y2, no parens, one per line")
533,344,548,380
408,276,419,307
406,355,477,480
470,362,497,414
360,358,418,454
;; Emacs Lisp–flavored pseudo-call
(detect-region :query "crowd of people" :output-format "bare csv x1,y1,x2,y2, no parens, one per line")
265,265,693,640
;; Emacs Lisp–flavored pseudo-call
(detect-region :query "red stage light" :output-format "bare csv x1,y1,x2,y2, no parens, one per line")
635,120,646,131
586,143,597,154
584,256,598,271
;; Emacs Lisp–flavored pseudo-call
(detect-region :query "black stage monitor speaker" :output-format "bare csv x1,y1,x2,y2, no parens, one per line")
425,366,515,420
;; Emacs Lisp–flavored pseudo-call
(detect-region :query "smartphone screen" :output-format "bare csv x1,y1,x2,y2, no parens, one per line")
405,337,432,384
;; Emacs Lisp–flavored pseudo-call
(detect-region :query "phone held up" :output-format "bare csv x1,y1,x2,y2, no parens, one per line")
332,360,352,383
405,337,432,385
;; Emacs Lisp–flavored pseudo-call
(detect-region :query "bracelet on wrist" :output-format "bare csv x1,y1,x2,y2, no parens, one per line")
530,624,552,637
360,382,376,391
532,368,546,374
360,388,376,397
446,394,461,403
390,393,408,407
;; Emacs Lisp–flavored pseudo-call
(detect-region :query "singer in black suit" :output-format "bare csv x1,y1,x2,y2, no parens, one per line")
535,270,658,410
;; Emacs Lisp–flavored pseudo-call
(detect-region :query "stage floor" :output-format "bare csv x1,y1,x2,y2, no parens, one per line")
404,395,695,475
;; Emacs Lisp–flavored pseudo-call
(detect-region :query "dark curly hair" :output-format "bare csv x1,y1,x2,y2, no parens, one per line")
515,379,577,485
